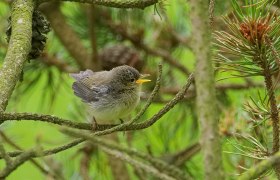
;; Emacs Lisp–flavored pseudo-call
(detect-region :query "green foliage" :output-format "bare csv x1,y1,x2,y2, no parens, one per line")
1,0,280,179
215,0,280,178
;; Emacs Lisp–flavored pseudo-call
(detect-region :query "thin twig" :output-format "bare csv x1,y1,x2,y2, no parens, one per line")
209,0,215,28
5,139,84,158
0,112,114,130
0,149,35,178
39,0,158,9
0,131,53,176
62,128,190,180
100,147,176,180
0,143,12,167
128,63,162,124
163,143,201,167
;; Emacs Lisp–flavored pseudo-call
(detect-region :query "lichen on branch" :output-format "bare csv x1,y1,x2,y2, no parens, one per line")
0,0,34,111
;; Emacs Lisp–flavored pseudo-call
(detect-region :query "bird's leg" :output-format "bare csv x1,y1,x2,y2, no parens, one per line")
119,118,126,136
92,116,98,130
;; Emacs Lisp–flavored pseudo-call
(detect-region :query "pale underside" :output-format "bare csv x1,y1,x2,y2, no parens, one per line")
88,93,140,123
71,69,141,123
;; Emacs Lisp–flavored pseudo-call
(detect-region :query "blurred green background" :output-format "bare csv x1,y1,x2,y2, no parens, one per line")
0,1,275,179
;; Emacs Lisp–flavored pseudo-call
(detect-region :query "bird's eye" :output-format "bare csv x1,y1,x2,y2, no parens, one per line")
130,78,135,82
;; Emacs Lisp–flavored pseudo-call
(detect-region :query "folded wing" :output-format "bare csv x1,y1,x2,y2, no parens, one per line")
71,70,109,103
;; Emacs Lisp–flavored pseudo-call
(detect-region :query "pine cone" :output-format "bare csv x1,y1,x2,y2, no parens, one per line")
99,45,143,71
6,10,51,59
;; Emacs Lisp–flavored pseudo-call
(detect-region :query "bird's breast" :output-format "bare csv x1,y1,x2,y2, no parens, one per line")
88,87,140,122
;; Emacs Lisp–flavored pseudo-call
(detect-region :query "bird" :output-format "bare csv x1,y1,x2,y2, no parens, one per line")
70,65,150,123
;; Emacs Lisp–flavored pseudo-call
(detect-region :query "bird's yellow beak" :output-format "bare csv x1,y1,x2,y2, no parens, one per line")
136,79,151,84
136,74,151,84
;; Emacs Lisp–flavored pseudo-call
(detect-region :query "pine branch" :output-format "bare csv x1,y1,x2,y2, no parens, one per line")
62,128,190,180
0,143,12,167
238,151,280,180
0,149,35,178
0,131,55,177
163,143,201,167
101,147,175,180
189,0,224,179
0,0,34,111
38,0,158,9
5,138,85,158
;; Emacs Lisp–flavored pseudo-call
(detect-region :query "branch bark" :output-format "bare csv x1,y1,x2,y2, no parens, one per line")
39,0,158,9
62,128,189,180
189,0,224,179
0,149,35,178
0,0,34,111
261,60,280,177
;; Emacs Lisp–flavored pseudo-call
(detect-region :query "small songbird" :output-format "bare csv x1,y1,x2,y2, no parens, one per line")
70,65,150,123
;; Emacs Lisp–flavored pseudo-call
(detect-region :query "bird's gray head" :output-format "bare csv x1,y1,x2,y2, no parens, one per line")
111,65,141,87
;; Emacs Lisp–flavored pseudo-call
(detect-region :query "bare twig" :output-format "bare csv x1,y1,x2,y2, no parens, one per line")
0,131,53,176
129,63,162,124
62,128,190,180
0,149,35,178
0,143,12,167
39,0,158,9
209,0,215,28
163,143,201,167
161,83,264,95
5,139,84,158
101,147,176,180
0,112,114,131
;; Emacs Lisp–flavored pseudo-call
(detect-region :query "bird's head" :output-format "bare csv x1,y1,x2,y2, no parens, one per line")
111,65,150,88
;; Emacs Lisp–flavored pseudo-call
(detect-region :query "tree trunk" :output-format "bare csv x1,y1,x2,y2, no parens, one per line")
189,0,224,179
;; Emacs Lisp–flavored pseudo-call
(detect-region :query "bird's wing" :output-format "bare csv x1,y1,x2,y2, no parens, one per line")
70,69,95,81
71,71,110,103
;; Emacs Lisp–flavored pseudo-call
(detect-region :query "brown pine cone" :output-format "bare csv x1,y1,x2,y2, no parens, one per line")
6,10,51,60
99,45,144,71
